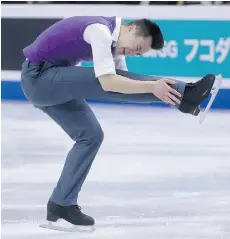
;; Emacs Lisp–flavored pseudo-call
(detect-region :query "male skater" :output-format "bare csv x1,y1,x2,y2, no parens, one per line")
21,16,215,229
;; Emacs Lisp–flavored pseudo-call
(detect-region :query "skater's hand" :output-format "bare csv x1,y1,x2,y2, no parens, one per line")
152,79,182,105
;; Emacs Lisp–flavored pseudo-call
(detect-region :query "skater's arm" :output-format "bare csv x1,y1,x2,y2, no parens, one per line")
99,75,181,105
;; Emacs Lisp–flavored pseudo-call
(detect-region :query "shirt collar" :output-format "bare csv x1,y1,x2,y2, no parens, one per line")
112,17,122,46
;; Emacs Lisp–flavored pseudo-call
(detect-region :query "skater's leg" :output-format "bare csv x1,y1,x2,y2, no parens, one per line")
21,60,214,116
21,60,185,107
37,99,104,206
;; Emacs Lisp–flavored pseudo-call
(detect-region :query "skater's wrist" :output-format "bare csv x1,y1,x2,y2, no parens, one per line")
135,81,155,94
146,81,156,93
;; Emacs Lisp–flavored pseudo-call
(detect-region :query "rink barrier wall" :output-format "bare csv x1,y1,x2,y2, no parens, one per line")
1,4,230,109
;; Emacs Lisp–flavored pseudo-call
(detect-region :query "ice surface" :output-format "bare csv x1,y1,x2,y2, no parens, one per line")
1,101,230,239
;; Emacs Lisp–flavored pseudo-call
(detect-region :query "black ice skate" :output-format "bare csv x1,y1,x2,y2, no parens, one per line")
40,200,95,232
178,74,222,124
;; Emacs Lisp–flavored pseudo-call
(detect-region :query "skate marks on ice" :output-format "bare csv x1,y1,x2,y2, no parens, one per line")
2,180,230,238
2,213,230,239
39,220,95,233
1,102,230,239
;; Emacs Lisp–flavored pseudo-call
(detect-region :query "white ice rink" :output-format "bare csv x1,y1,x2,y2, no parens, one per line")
1,101,230,239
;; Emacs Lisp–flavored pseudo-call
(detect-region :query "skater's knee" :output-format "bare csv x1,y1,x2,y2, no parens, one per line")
90,124,104,145
87,126,104,146
71,124,104,146
93,126,104,145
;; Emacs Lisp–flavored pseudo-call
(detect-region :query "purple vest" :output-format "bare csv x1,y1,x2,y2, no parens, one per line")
23,16,116,66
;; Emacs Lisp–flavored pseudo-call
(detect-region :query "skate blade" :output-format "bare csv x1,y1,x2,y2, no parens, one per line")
39,221,96,233
199,74,223,124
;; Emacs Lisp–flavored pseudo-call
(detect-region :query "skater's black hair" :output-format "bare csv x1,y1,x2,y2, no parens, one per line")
126,19,164,50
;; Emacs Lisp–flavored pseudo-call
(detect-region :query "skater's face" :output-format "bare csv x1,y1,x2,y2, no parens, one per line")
116,24,152,56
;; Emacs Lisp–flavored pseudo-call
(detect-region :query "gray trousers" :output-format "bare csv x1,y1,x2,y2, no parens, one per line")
21,60,185,206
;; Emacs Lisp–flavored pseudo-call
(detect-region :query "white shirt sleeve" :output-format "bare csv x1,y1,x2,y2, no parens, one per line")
114,55,128,71
83,24,116,78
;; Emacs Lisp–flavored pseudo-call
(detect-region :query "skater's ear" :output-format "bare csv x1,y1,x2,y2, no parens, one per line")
128,24,136,33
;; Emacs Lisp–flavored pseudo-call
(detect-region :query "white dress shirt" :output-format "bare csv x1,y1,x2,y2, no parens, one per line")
83,18,128,78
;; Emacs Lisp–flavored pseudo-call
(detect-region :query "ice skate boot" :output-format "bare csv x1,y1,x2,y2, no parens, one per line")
40,200,95,232
179,74,222,123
